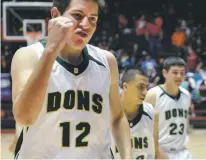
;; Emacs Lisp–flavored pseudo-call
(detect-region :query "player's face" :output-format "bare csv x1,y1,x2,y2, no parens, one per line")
55,0,98,50
163,66,185,86
123,75,149,105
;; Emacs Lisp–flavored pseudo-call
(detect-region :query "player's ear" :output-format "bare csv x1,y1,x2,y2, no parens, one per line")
123,82,128,90
51,7,61,18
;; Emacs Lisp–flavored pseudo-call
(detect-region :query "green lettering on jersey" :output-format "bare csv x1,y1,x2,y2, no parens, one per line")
47,92,61,112
132,137,148,149
63,90,75,109
92,93,103,114
165,109,188,120
77,90,90,111
47,90,103,114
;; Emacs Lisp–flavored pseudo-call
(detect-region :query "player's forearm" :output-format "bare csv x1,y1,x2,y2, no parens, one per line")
13,49,57,125
111,113,132,159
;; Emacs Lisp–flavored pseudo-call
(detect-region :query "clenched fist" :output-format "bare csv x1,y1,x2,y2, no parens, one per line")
46,16,74,54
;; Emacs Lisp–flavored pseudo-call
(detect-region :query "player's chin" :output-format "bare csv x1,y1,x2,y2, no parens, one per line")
68,40,87,51
73,38,89,47
175,81,182,86
137,98,144,104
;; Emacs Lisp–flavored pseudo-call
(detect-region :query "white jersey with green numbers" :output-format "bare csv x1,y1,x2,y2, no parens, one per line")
15,41,113,159
111,102,155,159
151,85,191,152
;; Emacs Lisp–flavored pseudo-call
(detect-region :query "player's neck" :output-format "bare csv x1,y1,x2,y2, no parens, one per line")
60,46,83,65
163,83,179,96
121,96,140,120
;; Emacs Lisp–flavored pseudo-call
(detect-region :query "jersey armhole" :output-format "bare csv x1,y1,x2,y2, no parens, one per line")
29,42,45,59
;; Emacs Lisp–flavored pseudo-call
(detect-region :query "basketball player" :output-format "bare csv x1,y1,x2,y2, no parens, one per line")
11,0,132,159
112,67,168,159
145,57,192,159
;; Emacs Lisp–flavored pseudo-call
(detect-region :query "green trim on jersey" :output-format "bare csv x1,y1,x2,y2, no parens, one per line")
128,104,143,128
159,85,181,101
39,39,90,75
128,104,152,128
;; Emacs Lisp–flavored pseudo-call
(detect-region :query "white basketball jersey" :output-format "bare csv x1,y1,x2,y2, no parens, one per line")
111,102,155,159
16,41,113,159
152,86,191,152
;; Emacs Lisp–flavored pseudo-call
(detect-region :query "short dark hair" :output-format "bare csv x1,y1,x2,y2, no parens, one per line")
163,57,186,71
53,0,105,14
121,67,147,85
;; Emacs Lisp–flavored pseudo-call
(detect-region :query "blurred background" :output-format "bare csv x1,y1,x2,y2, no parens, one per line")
1,0,206,159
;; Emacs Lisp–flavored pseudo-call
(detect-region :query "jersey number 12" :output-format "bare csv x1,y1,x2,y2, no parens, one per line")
60,122,90,147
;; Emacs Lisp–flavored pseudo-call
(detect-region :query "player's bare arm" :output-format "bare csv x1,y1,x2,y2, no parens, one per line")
153,110,168,159
11,17,73,126
145,88,157,107
106,51,132,159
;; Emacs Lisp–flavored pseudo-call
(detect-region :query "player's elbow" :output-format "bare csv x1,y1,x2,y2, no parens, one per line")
14,112,34,126
13,104,35,126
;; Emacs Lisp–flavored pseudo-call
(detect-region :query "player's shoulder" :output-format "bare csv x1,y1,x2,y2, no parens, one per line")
86,44,109,57
179,87,191,98
11,43,41,77
86,44,116,62
145,85,163,106
143,101,154,110
142,102,155,117
147,85,163,96
86,44,116,67
12,43,41,62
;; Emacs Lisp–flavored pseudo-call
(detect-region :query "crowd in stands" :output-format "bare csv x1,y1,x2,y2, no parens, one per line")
1,0,206,112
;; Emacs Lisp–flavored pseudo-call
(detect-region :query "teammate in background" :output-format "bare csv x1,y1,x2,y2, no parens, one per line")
112,67,168,159
145,57,192,159
11,0,132,159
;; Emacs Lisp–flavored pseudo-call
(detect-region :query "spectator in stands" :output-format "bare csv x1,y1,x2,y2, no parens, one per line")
187,45,199,72
146,15,163,57
140,52,158,78
118,14,128,34
129,44,140,66
197,60,206,86
154,12,163,28
181,20,192,41
119,50,131,69
135,15,147,53
172,27,185,48
171,27,187,58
